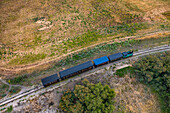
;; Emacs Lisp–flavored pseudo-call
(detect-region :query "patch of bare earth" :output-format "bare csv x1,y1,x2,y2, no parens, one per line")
143,7,170,22
36,18,53,31
110,75,160,113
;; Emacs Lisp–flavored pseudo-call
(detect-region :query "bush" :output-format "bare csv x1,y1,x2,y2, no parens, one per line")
115,66,134,77
9,87,21,95
6,105,13,112
59,79,116,113
9,75,27,84
32,17,39,22
133,51,170,113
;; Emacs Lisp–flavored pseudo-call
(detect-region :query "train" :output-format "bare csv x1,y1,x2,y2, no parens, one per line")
41,51,133,87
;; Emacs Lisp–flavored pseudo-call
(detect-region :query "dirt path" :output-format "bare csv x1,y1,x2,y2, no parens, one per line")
0,30,169,77
0,78,25,88
0,77,26,97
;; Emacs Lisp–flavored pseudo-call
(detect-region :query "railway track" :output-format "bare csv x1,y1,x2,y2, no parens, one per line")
0,45,170,109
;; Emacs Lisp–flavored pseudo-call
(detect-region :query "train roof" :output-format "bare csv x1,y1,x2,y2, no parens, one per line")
93,56,109,66
41,74,59,86
59,61,93,78
108,52,123,61
122,52,128,56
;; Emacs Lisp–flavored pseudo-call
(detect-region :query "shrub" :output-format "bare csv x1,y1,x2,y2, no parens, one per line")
32,17,39,22
59,79,116,113
6,106,13,112
9,87,21,95
9,75,27,84
115,66,134,77
0,107,6,111
1,94,6,97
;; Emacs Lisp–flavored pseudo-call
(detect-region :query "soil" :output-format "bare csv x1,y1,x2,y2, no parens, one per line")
143,7,170,22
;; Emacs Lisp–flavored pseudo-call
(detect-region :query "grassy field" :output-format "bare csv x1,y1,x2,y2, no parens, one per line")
6,36,170,86
0,0,169,68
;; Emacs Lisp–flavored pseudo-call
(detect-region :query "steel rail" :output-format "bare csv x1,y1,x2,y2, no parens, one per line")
0,45,169,107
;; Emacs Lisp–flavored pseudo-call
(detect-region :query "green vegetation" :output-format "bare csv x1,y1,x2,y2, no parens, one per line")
8,75,27,84
6,36,170,86
0,83,9,99
0,107,6,112
62,22,149,49
63,30,103,48
56,36,169,67
6,105,13,112
56,39,140,67
7,73,34,86
32,17,45,22
59,79,116,113
115,66,134,77
133,51,170,113
9,53,47,65
101,22,148,36
0,81,21,98
162,11,170,20
9,86,21,95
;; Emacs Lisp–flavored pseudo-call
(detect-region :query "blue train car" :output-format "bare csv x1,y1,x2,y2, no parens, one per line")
59,61,93,80
41,74,60,87
108,52,123,62
93,56,109,67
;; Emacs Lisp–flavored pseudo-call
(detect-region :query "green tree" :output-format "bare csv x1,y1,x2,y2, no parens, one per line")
133,51,170,113
59,79,116,113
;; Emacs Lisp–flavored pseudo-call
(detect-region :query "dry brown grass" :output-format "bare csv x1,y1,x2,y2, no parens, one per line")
0,0,169,71
110,75,161,113
137,32,170,40
124,0,166,11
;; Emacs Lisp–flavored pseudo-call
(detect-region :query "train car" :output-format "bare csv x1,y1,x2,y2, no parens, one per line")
41,74,60,87
93,56,109,67
59,61,93,80
108,52,123,62
122,51,133,58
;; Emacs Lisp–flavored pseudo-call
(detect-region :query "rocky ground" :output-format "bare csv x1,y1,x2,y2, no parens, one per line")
10,63,161,113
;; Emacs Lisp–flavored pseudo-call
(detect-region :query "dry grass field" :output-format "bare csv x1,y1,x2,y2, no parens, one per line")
0,0,169,74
